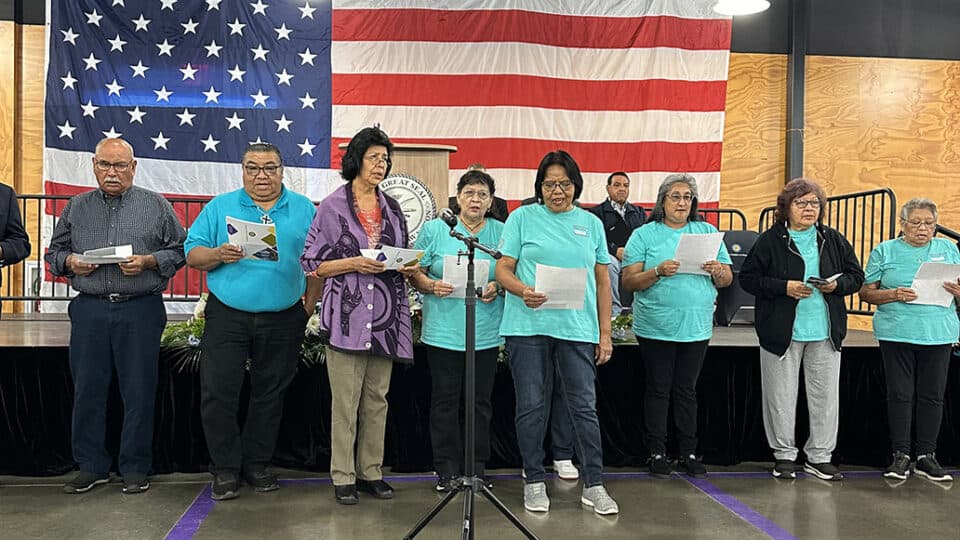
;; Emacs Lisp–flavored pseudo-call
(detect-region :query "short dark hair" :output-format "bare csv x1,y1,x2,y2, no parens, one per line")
775,178,826,224
533,150,583,203
607,171,629,185
456,170,496,197
243,142,283,166
341,127,394,182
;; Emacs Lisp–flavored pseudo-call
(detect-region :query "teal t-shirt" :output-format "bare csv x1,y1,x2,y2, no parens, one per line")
864,237,960,345
623,220,732,342
414,217,505,351
184,187,317,312
788,226,830,342
498,204,609,343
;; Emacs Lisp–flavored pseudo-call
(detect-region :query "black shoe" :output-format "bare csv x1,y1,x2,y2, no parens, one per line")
356,478,395,499
804,461,842,481
678,454,707,478
211,472,240,501
242,467,279,492
915,454,952,482
436,475,460,492
884,452,911,481
121,473,150,494
771,460,798,479
63,472,110,494
334,484,359,505
649,454,672,479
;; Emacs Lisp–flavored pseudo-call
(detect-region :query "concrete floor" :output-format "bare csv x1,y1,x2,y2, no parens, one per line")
1,464,958,540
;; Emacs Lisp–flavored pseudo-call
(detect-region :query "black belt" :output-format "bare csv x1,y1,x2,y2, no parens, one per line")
91,293,150,303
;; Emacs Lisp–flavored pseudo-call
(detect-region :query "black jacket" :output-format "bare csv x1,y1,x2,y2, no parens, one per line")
0,184,30,268
739,222,864,356
588,200,646,257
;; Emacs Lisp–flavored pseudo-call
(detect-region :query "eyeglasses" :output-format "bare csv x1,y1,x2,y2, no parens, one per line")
95,160,131,172
244,164,281,176
542,181,574,192
793,199,821,209
905,220,936,229
460,189,490,201
364,153,390,165
667,194,693,203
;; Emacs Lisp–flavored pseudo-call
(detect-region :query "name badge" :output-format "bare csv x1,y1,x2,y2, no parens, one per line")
931,255,946,262
573,225,588,237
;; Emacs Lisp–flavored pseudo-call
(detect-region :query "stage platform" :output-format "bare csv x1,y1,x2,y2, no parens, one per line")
0,314,880,349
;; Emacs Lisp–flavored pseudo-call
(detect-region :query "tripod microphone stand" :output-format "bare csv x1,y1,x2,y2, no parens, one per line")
404,221,538,540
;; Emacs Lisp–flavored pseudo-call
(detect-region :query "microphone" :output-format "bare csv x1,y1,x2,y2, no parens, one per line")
439,208,458,228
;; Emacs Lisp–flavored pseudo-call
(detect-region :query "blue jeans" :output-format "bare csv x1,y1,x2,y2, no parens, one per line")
506,336,604,487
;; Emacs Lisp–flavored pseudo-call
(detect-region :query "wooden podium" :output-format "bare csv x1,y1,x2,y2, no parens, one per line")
337,142,457,209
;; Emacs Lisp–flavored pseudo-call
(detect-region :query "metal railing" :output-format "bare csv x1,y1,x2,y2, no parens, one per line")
638,207,748,231
758,188,898,315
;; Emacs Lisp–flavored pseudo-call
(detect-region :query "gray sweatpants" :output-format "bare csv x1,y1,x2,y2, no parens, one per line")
759,339,840,464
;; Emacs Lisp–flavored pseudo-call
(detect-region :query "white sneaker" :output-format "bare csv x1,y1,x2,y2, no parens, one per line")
553,459,579,481
523,482,550,512
581,485,619,515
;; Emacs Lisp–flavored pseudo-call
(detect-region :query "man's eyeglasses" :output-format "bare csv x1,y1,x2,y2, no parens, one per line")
793,199,821,209
244,164,281,176
542,181,574,192
667,194,693,203
905,220,936,229
95,160,131,172
364,153,390,165
460,190,490,201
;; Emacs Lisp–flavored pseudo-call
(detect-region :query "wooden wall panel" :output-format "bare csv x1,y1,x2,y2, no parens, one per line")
17,24,44,196
719,53,788,230
0,21,14,191
805,55,960,232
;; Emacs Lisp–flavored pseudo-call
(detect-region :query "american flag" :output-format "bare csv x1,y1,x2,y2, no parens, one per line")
44,0,731,208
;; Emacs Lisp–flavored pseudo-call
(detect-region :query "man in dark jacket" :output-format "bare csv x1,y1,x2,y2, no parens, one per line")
589,172,645,315
0,183,31,315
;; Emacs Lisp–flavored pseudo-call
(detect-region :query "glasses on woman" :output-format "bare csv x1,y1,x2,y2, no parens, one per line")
793,198,821,209
364,153,390,165
460,189,490,201
542,181,573,192
667,193,693,203
905,219,936,229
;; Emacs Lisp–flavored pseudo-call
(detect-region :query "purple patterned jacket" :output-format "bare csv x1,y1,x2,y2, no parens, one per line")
301,183,413,363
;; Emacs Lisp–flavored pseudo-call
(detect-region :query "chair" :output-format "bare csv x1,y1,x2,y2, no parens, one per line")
714,230,759,326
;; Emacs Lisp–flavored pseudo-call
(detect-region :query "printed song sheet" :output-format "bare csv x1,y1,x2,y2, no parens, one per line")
442,255,491,298
673,233,724,275
534,264,587,310
909,262,960,307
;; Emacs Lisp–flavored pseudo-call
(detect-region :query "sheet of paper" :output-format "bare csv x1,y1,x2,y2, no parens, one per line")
909,262,960,307
73,244,133,264
442,255,491,299
226,216,279,261
360,249,381,260
673,233,725,275
534,264,587,310
378,246,425,270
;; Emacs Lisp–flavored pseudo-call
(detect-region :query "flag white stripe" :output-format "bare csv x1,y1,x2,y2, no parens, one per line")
449,169,721,204
333,0,725,20
332,106,724,143
332,42,730,82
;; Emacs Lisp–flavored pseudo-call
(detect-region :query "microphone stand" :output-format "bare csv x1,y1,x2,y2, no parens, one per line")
404,227,538,540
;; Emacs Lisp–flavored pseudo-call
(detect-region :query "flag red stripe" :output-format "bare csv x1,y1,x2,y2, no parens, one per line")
333,9,731,50
330,138,723,173
333,74,728,112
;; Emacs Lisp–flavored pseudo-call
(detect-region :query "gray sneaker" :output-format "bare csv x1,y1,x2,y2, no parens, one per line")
523,482,550,512
581,485,619,515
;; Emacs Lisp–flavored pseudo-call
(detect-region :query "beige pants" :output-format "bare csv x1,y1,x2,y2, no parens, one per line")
326,348,393,486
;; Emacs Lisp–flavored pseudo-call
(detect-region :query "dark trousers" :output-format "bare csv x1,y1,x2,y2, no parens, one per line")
200,294,307,474
880,340,952,455
637,336,709,456
426,345,498,477
68,294,166,475
549,376,576,461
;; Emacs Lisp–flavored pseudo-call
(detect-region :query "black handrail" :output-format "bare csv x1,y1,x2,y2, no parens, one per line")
758,188,898,315
639,207,748,231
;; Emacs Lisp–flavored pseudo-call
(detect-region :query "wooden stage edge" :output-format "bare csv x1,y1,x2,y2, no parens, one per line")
0,313,879,349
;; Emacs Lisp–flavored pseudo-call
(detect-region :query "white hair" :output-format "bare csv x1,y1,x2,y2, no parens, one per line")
94,137,136,160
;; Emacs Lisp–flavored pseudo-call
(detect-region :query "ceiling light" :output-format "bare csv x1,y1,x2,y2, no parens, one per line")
713,0,770,16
